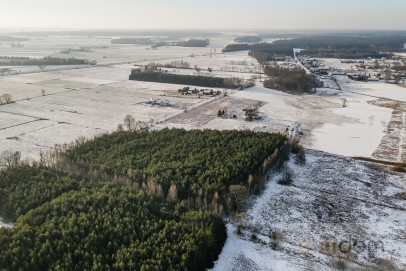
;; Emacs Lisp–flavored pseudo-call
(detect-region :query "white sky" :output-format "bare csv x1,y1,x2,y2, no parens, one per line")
0,0,405,30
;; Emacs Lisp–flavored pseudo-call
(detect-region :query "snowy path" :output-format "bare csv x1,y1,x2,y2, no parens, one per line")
293,49,311,75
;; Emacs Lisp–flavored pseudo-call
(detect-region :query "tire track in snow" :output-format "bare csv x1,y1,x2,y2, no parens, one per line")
0,119,42,131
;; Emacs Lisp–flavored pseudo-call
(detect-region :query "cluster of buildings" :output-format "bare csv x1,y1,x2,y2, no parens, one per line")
145,98,170,106
298,57,345,76
298,55,406,84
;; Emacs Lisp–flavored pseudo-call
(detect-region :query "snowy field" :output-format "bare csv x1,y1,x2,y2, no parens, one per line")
229,83,394,158
211,150,406,271
1,32,406,270
0,73,207,159
1,33,405,162
337,76,406,103
0,34,240,160
156,79,398,158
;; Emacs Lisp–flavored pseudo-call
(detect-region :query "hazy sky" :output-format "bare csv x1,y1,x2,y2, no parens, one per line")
1,0,405,30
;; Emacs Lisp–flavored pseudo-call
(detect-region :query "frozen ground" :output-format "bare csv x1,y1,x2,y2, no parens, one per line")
229,83,393,158
156,80,394,158
0,75,203,160
336,76,406,103
1,33,406,269
0,35,260,160
1,34,405,162
1,71,398,160
211,150,406,271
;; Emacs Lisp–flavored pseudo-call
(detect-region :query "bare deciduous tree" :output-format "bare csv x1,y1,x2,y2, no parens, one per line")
0,150,21,168
384,69,392,82
124,114,136,131
194,65,201,75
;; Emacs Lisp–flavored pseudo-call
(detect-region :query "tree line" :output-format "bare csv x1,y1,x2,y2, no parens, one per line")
0,36,29,42
0,56,88,66
222,44,250,53
175,39,209,47
234,36,262,43
224,34,406,61
111,38,209,47
129,69,243,89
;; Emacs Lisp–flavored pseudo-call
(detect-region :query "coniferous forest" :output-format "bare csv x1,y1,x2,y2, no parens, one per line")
129,70,241,89
0,166,86,221
0,129,287,271
59,129,287,201
0,183,226,270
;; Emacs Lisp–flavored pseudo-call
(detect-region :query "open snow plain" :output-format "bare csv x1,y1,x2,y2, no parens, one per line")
0,65,197,159
0,35,231,159
1,33,405,162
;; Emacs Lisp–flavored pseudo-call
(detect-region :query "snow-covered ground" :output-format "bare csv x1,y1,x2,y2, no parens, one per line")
2,33,406,269
0,35,260,160
0,76,200,160
310,93,392,157
211,150,406,271
0,217,13,228
337,76,406,103
1,34,405,162
228,82,394,158
2,72,399,160
318,58,355,71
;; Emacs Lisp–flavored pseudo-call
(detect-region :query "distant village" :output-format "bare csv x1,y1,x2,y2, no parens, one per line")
298,55,406,84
